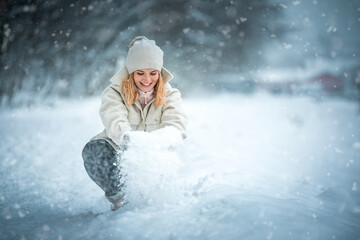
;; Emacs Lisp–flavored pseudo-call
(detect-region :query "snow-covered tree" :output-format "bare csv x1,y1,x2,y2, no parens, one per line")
0,0,283,106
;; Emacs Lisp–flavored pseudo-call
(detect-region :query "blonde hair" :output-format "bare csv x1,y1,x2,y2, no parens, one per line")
120,71,166,107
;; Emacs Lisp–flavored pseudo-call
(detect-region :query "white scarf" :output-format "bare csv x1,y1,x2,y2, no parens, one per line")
137,88,154,109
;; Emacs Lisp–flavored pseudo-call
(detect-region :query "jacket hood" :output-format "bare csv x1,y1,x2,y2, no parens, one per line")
109,66,173,86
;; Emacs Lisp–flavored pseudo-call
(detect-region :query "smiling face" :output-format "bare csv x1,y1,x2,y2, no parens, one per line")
133,69,159,92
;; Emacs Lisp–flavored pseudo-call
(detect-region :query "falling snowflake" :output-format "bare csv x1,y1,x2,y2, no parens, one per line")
183,28,190,34
353,142,360,148
283,42,292,49
240,17,247,22
327,26,337,32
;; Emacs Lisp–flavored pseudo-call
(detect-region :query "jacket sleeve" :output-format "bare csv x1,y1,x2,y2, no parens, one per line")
99,84,132,145
160,87,188,132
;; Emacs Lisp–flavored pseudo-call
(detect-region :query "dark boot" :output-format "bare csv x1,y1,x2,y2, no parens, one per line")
82,139,125,200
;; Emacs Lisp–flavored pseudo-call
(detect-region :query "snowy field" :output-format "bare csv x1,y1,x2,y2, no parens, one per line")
1,93,360,240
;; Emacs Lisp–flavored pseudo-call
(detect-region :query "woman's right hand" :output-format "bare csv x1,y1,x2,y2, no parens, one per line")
119,131,131,151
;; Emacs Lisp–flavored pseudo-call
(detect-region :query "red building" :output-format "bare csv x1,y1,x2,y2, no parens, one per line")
312,74,343,92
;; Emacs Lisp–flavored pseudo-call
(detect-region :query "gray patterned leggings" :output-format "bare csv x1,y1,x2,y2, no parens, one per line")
82,139,124,196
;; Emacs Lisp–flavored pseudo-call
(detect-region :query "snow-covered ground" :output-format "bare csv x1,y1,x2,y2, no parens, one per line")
1,93,360,240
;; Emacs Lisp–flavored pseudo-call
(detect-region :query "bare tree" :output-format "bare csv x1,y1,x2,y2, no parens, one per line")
0,0,284,106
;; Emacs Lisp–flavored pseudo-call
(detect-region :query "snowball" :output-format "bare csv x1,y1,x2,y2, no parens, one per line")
119,127,186,206
126,126,184,150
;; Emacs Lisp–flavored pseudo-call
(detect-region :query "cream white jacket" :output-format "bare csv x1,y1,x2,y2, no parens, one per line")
92,68,188,149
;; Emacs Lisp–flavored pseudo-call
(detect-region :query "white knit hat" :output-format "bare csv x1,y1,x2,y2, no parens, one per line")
125,36,163,74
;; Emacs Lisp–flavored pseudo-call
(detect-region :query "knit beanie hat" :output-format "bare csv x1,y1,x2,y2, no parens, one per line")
125,36,164,74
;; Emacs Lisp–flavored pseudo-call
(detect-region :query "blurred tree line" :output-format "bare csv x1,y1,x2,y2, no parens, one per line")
0,0,284,106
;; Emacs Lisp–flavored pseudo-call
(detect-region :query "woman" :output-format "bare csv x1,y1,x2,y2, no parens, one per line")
82,36,188,211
